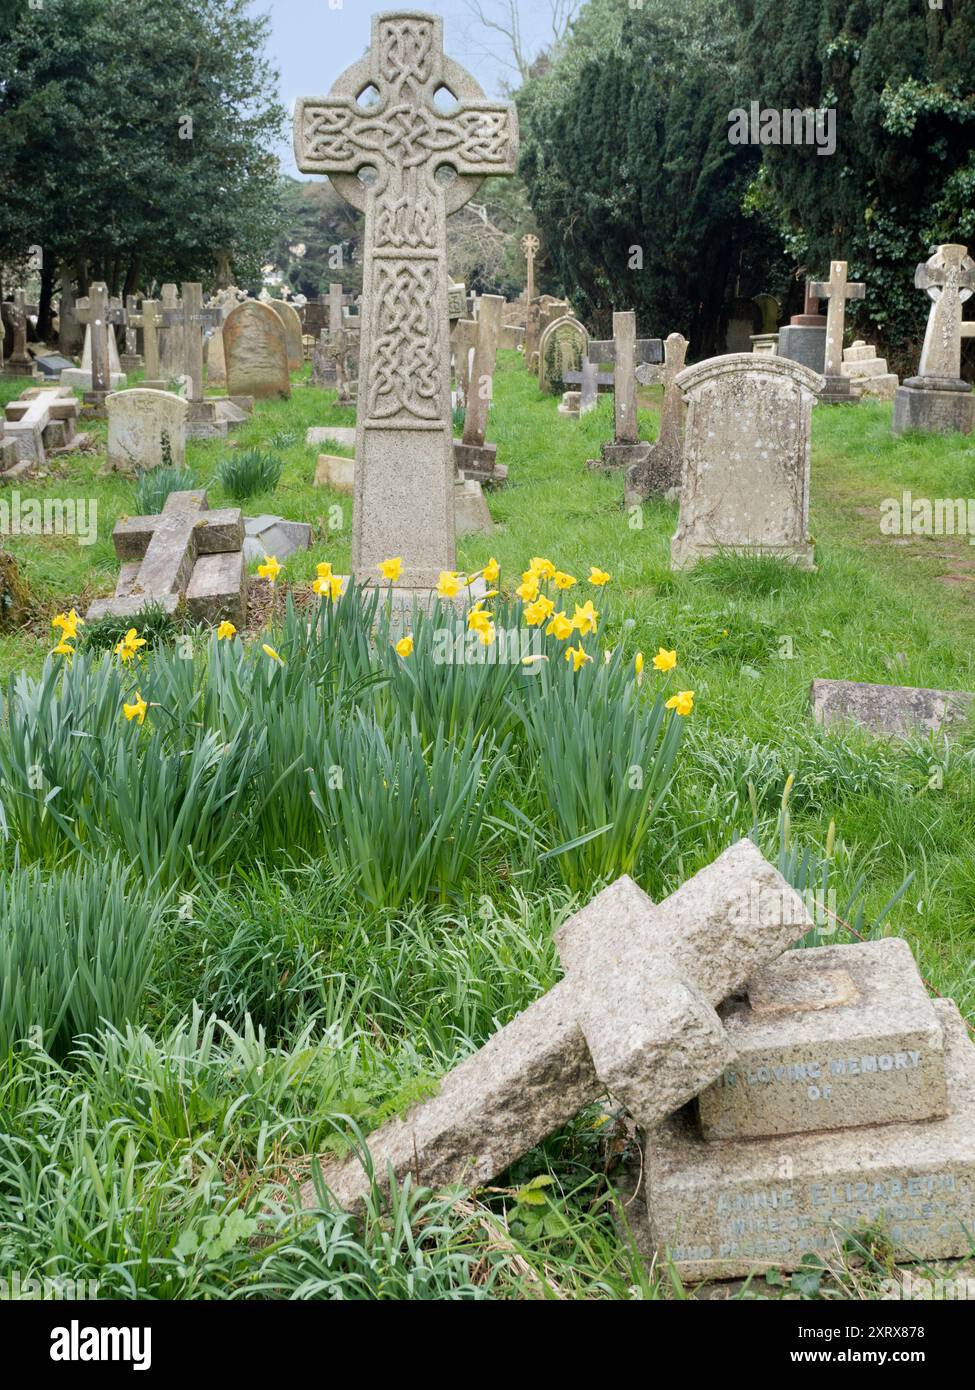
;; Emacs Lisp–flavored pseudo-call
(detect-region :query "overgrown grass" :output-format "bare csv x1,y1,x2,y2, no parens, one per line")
0,359,973,1300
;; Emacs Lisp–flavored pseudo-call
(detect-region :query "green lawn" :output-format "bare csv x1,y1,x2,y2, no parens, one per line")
0,353,973,1300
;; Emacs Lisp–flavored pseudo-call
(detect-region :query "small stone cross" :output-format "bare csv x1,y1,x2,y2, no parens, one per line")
127,299,164,385
809,261,865,378
76,283,126,394
589,312,663,444
521,233,539,302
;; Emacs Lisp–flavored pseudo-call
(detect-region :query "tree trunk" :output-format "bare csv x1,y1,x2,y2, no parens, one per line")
37,260,55,340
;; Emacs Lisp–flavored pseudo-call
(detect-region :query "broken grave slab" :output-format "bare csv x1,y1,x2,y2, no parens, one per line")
810,678,973,737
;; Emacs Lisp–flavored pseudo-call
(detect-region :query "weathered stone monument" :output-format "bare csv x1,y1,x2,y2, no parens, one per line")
297,841,812,1212
670,354,821,571
538,314,588,394
776,281,827,373
67,284,127,411
86,488,246,627
585,313,664,469
105,389,188,474
162,282,224,437
158,284,184,382
3,385,83,467
643,938,975,1278
810,678,973,737
1,290,38,379
840,340,898,400
57,272,83,357
625,332,689,504
892,244,975,437
521,232,539,304
126,298,165,390
294,10,517,592
223,300,291,401
450,317,478,410
269,299,303,374
454,293,504,483
120,295,144,373
808,260,865,404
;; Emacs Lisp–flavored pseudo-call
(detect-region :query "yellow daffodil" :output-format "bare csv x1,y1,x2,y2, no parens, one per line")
312,576,330,597
482,557,499,584
52,639,75,659
115,628,147,663
328,574,344,601
257,555,282,583
262,644,284,665
216,621,236,641
481,589,499,599
467,602,492,636
565,644,592,672
516,573,540,603
530,556,555,579
589,567,611,586
546,610,574,641
122,692,148,725
553,571,576,591
666,690,694,716
436,571,460,599
52,608,84,640
524,595,555,627
521,653,549,665
395,633,414,658
653,647,677,672
635,652,644,676
316,561,333,581
571,600,598,636
477,621,496,646
379,556,402,582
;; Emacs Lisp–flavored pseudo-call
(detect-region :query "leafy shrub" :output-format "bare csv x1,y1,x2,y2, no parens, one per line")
215,448,282,500
0,858,165,1058
134,465,197,515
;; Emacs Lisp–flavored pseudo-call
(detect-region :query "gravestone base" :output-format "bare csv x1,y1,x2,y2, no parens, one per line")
592,441,650,473
557,392,580,418
818,375,861,405
645,1000,975,1281
892,379,975,436
776,325,826,374
2,359,39,380
624,446,682,506
672,537,815,572
454,478,494,534
453,441,506,486
81,389,111,418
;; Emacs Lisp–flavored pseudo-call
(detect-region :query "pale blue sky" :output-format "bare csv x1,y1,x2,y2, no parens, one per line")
251,0,565,175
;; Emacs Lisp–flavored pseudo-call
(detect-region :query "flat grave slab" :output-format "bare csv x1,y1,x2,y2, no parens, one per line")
810,678,973,737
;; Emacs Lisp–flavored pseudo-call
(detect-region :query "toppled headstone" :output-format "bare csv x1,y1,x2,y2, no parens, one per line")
242,514,312,564
87,488,246,626
3,386,83,466
670,354,821,571
105,389,188,474
810,678,973,737
297,840,810,1211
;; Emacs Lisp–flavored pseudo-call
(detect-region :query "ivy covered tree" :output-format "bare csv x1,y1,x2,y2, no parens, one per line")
0,0,287,333
516,0,789,354
735,0,975,365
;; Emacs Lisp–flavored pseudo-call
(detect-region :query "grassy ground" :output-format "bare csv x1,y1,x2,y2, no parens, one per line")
1,353,973,1300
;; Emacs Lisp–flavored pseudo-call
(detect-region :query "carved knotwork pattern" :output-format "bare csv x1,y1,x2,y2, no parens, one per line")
378,17,435,96
301,104,512,176
367,262,442,419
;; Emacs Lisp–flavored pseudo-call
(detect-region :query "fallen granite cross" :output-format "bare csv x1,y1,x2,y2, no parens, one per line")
298,839,811,1210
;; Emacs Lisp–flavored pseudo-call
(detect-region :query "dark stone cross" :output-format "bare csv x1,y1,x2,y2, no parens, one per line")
76,283,126,398
162,282,223,404
294,9,518,588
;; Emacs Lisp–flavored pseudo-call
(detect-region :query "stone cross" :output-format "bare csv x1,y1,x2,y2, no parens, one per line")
158,283,183,381
127,299,164,387
809,261,865,378
162,282,222,403
915,243,975,384
328,281,351,339
521,232,539,302
87,489,245,622
75,283,126,395
294,10,518,588
2,289,37,378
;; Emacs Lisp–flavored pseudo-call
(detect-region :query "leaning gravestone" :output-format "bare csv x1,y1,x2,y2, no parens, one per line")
670,354,822,571
268,299,303,374
296,840,811,1212
810,678,973,737
643,938,975,1278
87,488,246,627
893,244,975,437
105,389,188,473
625,332,688,504
293,10,517,593
538,314,588,394
223,300,291,400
